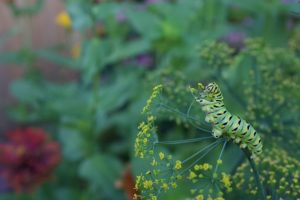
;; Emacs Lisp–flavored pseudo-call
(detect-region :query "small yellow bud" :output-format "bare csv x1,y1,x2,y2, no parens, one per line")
159,152,165,160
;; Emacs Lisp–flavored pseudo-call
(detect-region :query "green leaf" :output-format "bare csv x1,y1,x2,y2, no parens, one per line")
107,39,152,63
81,38,107,84
10,80,44,102
36,49,79,69
67,2,94,30
0,194,33,200
59,128,91,161
78,154,123,199
92,2,123,20
126,9,161,40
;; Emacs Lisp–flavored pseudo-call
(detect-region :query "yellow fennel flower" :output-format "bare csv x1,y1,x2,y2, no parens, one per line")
159,152,165,160
174,160,182,170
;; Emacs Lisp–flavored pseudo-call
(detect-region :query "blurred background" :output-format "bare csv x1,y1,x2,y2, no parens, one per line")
0,0,300,200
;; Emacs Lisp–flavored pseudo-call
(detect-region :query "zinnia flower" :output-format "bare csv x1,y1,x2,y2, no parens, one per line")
0,127,61,193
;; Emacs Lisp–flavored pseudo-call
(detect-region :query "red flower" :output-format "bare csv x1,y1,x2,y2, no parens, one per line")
0,127,61,193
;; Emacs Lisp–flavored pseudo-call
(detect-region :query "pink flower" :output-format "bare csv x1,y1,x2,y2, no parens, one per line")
116,10,127,23
221,32,246,51
0,128,61,193
136,54,154,67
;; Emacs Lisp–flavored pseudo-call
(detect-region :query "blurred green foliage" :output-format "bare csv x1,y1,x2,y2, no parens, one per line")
0,0,300,199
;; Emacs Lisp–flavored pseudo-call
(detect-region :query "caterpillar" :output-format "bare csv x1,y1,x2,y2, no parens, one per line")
194,82,263,156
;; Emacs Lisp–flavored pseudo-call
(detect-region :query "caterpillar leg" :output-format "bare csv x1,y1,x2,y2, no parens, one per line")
212,127,223,138
234,138,241,143
205,114,214,123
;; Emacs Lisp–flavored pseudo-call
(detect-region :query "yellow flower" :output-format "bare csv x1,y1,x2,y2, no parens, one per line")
161,183,169,191
215,197,224,200
196,194,204,200
174,160,182,170
217,159,223,165
148,115,155,122
151,159,158,166
159,152,165,160
143,180,153,189
133,194,139,200
56,11,72,29
142,84,162,113
188,171,197,180
135,175,144,190
143,138,148,145
151,196,157,200
146,171,152,175
221,173,231,186
138,122,145,129
142,126,149,134
203,163,210,170
221,173,232,192
171,182,177,188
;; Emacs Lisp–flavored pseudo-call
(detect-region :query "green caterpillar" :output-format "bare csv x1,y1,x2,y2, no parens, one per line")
195,82,262,156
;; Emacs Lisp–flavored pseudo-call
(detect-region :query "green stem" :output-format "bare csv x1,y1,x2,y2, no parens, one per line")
179,139,224,175
243,149,266,200
182,139,221,164
213,140,227,175
155,136,213,145
157,103,211,132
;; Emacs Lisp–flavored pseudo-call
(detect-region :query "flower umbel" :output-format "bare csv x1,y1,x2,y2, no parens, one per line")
142,84,162,114
135,115,157,159
233,147,300,199
135,84,234,199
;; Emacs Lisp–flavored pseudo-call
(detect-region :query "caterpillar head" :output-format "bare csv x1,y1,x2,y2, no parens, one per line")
198,82,223,102
204,82,220,94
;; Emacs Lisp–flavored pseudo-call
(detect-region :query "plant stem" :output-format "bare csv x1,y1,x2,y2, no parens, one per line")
179,139,224,175
243,149,266,200
155,136,213,145
213,140,227,175
182,139,222,164
157,103,211,132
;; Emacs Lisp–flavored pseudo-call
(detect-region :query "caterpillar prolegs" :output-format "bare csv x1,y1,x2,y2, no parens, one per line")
194,82,263,156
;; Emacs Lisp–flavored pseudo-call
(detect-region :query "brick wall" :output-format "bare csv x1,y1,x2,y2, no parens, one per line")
0,0,72,132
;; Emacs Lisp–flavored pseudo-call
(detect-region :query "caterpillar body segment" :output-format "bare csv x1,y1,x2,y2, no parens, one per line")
195,82,263,156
